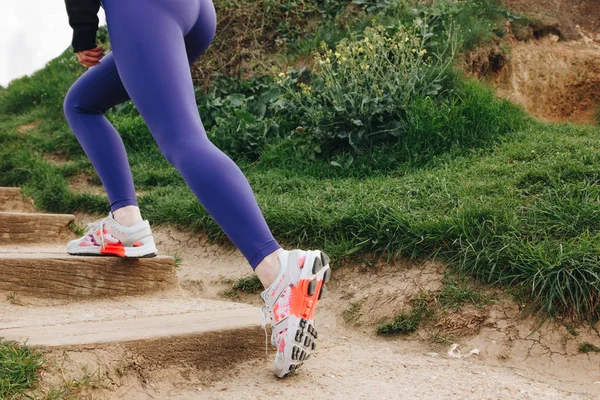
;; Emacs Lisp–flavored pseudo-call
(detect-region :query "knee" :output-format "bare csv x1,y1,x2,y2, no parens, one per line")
161,138,208,170
63,85,103,118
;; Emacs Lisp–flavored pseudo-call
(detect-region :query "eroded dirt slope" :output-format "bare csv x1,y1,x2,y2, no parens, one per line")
466,0,600,124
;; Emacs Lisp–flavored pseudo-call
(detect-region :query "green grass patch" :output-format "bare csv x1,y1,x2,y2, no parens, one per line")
427,331,457,345
232,275,263,294
439,277,490,311
377,311,420,335
578,342,600,354
43,371,105,400
0,340,43,399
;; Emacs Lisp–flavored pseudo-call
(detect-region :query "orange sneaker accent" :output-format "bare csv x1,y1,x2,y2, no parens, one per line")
132,240,143,247
289,279,323,320
100,243,126,257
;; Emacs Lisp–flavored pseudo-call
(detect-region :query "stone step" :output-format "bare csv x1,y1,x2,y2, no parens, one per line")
0,211,76,245
0,187,35,212
0,248,179,299
0,296,263,347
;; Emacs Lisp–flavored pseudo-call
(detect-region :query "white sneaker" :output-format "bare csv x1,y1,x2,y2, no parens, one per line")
66,212,158,258
261,249,331,378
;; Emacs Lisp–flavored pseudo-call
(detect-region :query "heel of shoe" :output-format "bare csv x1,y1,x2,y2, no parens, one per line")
123,237,158,258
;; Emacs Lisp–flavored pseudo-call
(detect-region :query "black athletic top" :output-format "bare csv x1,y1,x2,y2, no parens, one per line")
64,0,101,52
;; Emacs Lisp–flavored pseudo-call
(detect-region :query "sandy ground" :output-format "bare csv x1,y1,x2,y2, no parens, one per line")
6,217,592,399
99,224,598,400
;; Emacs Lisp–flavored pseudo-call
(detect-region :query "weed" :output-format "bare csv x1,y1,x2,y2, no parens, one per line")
578,342,600,354
377,312,419,335
566,325,579,337
439,277,490,311
171,253,183,270
343,300,364,325
6,292,19,305
232,275,263,294
220,278,234,285
219,288,241,300
280,24,457,153
43,369,106,400
68,221,87,237
427,331,457,345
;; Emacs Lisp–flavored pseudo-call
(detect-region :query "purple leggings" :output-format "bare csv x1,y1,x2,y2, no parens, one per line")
63,0,281,269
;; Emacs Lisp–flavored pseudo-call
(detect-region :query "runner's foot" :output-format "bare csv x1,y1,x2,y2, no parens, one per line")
261,249,331,378
66,212,158,258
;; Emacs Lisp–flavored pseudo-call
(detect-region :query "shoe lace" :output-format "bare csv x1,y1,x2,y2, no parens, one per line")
86,217,108,248
261,304,270,356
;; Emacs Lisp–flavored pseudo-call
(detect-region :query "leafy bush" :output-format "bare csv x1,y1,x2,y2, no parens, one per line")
276,23,523,164
282,25,455,152
374,0,519,51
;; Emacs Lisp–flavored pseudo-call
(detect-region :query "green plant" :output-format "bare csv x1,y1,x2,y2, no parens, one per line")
69,221,87,237
343,300,364,325
439,277,489,311
578,342,600,354
232,275,263,293
378,0,518,51
0,340,43,399
281,24,456,152
43,369,106,400
428,331,457,345
377,312,419,335
172,253,184,270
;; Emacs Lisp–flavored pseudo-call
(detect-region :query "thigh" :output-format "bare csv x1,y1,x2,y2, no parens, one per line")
105,1,206,146
66,51,130,113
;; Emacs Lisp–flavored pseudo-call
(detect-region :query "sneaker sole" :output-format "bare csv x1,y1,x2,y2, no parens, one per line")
277,250,331,378
67,242,158,258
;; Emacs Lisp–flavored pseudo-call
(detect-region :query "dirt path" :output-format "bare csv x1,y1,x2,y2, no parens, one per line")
107,224,596,400
167,307,589,400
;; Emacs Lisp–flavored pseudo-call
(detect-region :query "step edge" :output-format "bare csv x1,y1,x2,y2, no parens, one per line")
0,307,264,347
0,211,75,219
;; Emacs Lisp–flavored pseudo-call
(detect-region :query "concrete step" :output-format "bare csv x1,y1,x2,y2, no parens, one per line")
0,247,179,299
0,187,35,212
0,296,263,347
0,211,76,245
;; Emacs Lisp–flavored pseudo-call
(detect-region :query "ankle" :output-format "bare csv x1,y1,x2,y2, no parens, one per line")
112,205,143,227
255,249,283,289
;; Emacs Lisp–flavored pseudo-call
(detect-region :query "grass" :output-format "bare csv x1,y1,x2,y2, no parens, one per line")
43,371,105,400
439,277,490,311
4,108,600,321
0,340,43,399
377,277,491,336
172,253,184,270
578,342,600,354
343,300,364,325
427,331,457,345
231,275,263,294
377,312,420,335
220,275,263,299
